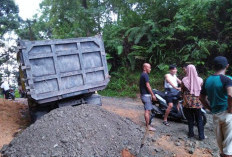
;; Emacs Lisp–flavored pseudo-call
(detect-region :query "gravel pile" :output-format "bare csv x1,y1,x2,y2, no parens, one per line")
1,105,144,157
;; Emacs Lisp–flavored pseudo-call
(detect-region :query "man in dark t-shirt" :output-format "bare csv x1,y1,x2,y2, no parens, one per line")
200,56,232,156
139,63,156,131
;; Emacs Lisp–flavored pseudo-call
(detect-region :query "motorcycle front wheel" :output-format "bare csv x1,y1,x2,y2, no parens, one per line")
9,94,15,100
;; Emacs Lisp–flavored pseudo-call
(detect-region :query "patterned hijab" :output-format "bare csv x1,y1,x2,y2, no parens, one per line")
182,64,203,96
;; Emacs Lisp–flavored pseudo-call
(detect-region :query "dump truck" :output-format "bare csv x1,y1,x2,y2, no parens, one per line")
17,35,110,122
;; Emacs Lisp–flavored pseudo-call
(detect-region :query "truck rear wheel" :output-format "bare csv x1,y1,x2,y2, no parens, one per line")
29,109,48,123
28,98,49,123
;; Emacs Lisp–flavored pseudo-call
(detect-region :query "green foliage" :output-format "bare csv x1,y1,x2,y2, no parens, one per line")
99,68,140,97
16,0,232,71
157,64,169,73
0,0,19,37
12,0,232,97
127,45,147,71
99,68,169,97
117,46,123,55
15,89,20,98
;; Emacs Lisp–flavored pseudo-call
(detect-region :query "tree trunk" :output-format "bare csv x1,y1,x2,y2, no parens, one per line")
26,20,33,41
81,0,87,9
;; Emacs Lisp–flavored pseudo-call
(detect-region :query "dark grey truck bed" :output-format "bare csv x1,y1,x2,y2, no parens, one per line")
18,36,110,104
18,36,110,122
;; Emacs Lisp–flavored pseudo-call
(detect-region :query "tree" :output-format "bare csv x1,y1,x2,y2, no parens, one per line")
35,0,100,38
0,0,19,83
15,0,232,73
0,43,18,84
0,0,19,37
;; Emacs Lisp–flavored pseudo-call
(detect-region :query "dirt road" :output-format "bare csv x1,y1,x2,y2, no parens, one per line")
102,97,219,157
0,97,219,156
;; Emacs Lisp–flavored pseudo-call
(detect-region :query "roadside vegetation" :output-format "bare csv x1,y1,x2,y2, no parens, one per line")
1,0,232,97
100,67,185,97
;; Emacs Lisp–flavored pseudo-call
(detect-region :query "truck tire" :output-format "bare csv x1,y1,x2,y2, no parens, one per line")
30,109,48,123
28,98,49,123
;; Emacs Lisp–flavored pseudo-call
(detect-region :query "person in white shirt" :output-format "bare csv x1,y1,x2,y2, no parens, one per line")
1,81,10,99
163,65,182,126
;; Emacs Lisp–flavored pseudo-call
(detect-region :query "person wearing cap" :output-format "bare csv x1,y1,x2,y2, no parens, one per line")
200,56,232,156
139,63,157,131
163,65,182,126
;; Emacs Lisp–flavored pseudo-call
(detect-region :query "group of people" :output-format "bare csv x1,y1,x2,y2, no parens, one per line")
139,56,232,157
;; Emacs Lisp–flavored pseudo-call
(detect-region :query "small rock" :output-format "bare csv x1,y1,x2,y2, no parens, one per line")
189,148,195,154
154,148,160,152
1,144,8,152
195,141,199,145
127,146,132,150
175,142,181,146
123,141,128,145
53,144,58,148
61,139,68,143
51,151,61,157
77,143,81,150
189,142,194,147
147,137,152,142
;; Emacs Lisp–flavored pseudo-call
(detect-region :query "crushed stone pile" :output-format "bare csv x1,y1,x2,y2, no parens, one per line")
1,105,145,157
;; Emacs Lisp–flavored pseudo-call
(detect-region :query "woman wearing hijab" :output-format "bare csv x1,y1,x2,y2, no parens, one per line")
181,64,205,140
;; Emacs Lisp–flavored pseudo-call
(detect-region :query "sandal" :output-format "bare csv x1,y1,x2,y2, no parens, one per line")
163,121,170,126
148,126,156,132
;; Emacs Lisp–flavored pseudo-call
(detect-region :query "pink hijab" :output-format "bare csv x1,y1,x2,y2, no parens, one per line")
182,64,203,96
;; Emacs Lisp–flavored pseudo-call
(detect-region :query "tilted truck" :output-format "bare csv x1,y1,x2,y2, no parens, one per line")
17,35,110,122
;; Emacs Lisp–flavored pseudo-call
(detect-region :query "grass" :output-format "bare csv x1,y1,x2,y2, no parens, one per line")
99,68,166,98
0,89,20,99
15,89,20,98
99,69,140,97
99,66,209,98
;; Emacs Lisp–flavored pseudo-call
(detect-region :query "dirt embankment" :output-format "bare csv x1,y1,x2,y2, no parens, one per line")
0,98,29,149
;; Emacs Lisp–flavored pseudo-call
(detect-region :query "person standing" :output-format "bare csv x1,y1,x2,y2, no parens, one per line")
163,65,182,126
1,81,10,99
200,56,232,157
140,63,157,131
182,64,204,140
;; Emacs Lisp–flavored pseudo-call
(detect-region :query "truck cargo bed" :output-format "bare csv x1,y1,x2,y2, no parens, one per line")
18,36,110,104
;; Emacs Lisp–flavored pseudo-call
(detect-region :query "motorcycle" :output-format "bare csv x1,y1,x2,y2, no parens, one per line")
7,88,15,100
149,89,207,125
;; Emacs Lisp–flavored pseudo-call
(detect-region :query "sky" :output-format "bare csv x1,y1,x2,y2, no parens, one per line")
3,1,42,46
14,0,42,20
1,1,42,83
